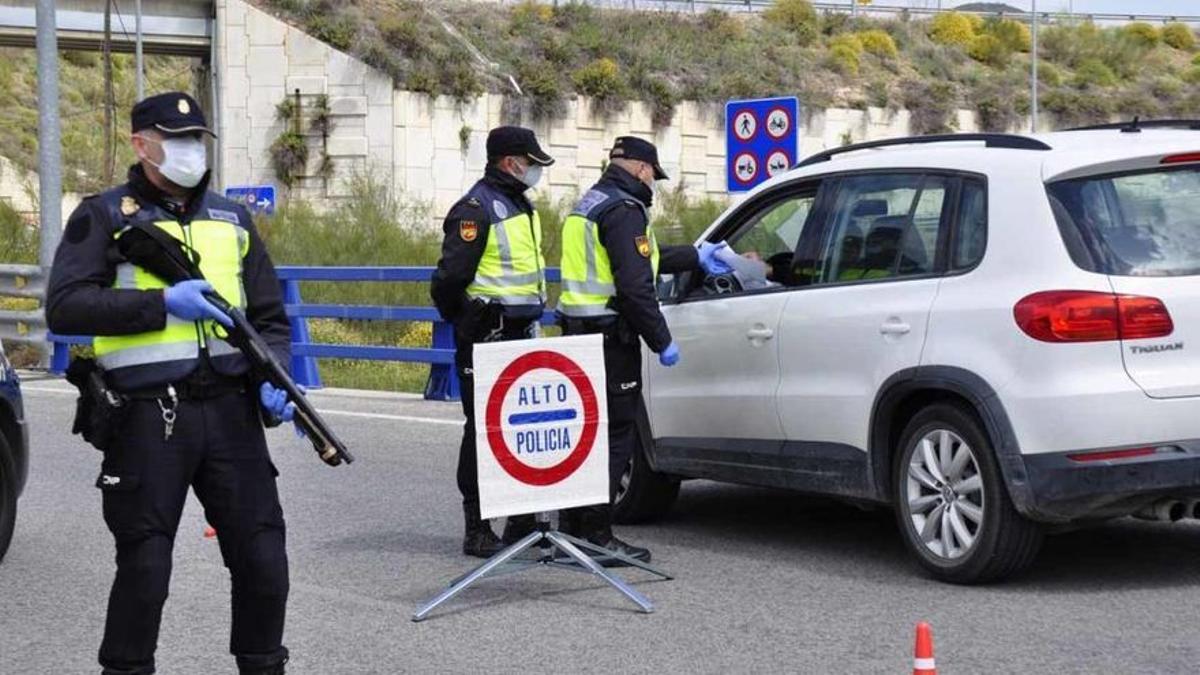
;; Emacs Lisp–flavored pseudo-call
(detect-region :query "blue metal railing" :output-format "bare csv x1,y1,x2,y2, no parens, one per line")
48,265,563,401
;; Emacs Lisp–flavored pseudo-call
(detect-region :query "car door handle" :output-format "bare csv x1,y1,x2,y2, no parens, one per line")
746,326,775,341
880,319,911,335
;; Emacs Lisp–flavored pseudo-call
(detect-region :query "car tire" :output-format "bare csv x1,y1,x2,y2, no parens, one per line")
613,444,681,524
892,402,1043,584
0,434,16,564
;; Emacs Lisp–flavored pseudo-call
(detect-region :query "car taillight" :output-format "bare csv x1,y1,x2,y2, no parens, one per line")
1066,447,1155,462
1014,291,1173,342
1161,152,1200,164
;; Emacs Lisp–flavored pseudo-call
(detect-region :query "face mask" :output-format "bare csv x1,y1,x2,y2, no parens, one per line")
141,135,208,189
517,163,543,188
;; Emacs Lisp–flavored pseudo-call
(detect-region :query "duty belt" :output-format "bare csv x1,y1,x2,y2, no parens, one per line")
123,374,247,401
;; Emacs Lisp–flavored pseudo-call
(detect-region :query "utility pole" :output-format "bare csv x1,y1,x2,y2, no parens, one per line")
35,0,62,272
1031,0,1039,132
102,0,115,184
135,0,144,101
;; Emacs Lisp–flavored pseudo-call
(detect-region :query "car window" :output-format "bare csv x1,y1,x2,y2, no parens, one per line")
952,179,987,270
729,194,815,263
819,174,950,284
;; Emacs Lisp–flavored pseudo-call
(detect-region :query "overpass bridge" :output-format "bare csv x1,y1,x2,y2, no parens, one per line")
0,0,212,56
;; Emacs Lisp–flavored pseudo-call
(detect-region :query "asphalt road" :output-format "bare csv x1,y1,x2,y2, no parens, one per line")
4,375,1200,673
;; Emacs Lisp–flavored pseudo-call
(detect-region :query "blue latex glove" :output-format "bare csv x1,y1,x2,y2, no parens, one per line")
659,341,681,367
260,382,306,437
697,240,734,276
163,280,232,327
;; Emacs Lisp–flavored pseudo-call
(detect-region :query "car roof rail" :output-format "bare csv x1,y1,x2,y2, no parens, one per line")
793,133,1053,169
1066,118,1200,133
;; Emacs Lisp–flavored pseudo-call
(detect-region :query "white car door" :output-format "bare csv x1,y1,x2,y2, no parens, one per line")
646,183,822,484
774,172,970,493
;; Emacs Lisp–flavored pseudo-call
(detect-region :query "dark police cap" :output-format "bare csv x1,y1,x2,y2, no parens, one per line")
609,136,668,180
486,126,554,166
131,92,216,138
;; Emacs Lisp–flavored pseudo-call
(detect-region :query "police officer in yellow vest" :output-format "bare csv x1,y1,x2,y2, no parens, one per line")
46,93,296,675
558,137,731,563
431,126,555,558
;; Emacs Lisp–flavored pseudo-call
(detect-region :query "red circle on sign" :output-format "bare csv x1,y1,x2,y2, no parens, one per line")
765,106,792,140
732,110,758,141
485,350,600,486
732,152,759,185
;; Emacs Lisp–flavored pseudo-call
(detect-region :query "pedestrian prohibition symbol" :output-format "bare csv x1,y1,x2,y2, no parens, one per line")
474,334,609,519
725,96,800,193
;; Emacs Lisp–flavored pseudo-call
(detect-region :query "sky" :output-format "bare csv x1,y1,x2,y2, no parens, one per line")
857,1,1199,16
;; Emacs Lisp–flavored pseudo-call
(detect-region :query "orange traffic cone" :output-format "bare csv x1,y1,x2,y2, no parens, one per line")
203,524,217,539
913,622,936,675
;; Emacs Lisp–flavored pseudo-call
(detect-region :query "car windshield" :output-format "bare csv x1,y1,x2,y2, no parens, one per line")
1047,165,1200,277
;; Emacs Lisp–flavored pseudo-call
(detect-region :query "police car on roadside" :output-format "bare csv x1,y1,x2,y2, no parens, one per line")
0,340,28,562
616,120,1200,583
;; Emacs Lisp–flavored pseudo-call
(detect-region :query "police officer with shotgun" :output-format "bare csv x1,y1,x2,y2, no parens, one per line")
431,126,555,558
558,137,730,563
46,93,301,675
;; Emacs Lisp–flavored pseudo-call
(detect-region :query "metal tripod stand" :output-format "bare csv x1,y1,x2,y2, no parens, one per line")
413,512,672,621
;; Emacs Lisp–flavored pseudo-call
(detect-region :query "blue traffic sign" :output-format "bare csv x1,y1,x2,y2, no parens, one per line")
725,97,800,193
225,185,277,215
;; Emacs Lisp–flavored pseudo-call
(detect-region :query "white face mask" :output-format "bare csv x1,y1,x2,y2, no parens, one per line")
140,135,208,189
518,163,543,189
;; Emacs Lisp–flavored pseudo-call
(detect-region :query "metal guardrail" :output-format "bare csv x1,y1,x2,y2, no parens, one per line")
42,265,563,402
0,263,46,344
488,0,1200,25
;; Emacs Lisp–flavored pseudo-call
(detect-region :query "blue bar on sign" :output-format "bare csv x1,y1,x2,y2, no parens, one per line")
508,409,578,426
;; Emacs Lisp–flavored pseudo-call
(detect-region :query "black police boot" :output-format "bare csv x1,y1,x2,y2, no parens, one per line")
580,504,651,566
501,514,537,546
462,501,502,558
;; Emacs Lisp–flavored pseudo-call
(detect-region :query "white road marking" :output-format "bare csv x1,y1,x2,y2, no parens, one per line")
20,385,462,426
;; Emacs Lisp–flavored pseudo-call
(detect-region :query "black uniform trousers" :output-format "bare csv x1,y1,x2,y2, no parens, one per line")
454,317,536,507
561,320,642,498
96,387,288,674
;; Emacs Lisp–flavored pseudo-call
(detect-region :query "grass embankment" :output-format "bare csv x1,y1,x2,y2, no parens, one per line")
256,0,1200,131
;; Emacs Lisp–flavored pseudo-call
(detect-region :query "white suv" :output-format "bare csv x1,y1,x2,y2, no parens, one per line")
615,122,1200,583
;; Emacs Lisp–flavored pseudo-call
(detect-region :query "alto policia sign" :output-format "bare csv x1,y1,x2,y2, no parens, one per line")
474,334,609,519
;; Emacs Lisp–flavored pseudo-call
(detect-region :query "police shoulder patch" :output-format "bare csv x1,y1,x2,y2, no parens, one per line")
634,235,651,258
207,208,240,225
460,220,479,242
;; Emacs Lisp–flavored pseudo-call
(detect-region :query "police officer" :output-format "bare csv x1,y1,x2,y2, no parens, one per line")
558,137,729,562
431,126,555,558
46,93,296,675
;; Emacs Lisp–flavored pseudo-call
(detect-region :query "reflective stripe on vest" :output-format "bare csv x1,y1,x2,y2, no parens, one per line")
559,188,659,318
466,208,546,306
94,219,248,371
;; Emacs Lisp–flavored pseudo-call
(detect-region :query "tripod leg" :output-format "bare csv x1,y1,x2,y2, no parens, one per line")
546,532,654,614
413,531,545,622
555,533,673,580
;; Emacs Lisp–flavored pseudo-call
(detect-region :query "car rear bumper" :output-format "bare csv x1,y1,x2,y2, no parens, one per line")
1020,441,1200,522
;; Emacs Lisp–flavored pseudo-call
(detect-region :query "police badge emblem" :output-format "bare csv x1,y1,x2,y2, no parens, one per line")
635,235,651,258
460,220,478,242
120,196,140,216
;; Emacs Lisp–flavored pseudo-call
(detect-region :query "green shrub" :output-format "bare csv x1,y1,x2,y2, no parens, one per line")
902,79,957,135
1042,89,1114,127
304,14,357,51
1122,22,1161,49
830,33,864,56
518,61,566,120
0,200,36,264
1194,53,1200,65
969,34,1010,67
61,50,100,68
1038,60,1063,87
858,29,898,59
828,44,861,76
866,78,891,108
269,131,308,189
699,9,744,41
928,12,976,49
1183,66,1200,85
1151,76,1184,100
377,14,421,53
984,17,1031,53
1072,59,1118,88
572,57,624,99
1163,23,1197,52
763,0,818,45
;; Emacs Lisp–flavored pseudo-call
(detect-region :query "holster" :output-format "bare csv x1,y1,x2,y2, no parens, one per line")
65,358,128,452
